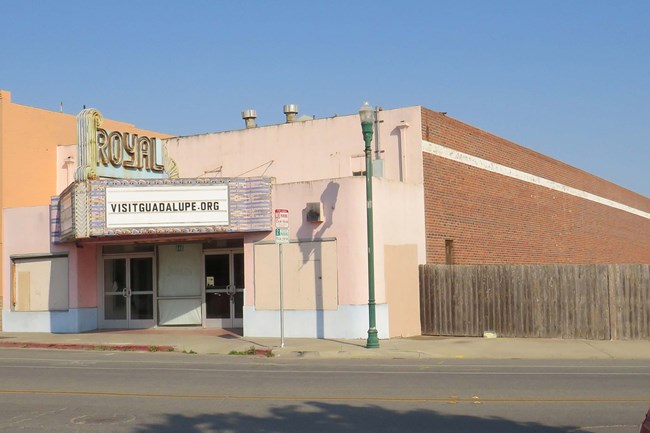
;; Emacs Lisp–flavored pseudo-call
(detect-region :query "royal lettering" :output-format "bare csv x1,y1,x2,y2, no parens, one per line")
97,128,164,173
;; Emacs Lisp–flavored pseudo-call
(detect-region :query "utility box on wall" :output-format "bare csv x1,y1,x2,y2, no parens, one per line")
306,202,323,222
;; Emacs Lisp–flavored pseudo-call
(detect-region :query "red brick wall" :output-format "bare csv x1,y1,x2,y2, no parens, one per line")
421,108,650,264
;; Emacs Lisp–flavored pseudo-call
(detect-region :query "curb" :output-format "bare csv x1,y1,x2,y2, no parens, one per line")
0,341,175,353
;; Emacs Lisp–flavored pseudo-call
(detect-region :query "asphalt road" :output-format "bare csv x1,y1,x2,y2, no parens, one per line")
0,348,647,432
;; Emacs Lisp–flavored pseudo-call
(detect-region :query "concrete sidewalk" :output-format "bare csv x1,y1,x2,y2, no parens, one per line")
0,329,648,360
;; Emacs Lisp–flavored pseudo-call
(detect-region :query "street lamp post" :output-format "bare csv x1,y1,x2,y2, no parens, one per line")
359,102,379,349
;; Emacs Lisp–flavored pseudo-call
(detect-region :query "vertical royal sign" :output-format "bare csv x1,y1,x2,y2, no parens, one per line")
274,209,289,244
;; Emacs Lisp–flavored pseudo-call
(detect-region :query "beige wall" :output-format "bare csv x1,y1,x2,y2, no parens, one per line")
0,90,173,209
2,95,77,208
0,91,6,326
385,244,421,337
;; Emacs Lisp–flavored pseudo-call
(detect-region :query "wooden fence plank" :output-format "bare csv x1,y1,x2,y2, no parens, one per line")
641,265,650,340
607,264,617,340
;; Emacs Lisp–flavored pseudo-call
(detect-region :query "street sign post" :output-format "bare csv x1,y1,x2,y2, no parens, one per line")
274,209,289,244
274,209,289,347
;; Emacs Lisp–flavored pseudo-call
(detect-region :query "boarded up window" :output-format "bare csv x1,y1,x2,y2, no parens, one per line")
12,255,69,311
254,240,338,310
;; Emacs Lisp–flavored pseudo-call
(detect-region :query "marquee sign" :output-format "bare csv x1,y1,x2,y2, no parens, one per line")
51,177,272,242
105,185,229,228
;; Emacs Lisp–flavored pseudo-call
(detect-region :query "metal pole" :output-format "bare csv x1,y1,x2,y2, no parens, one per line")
279,243,285,348
362,120,379,348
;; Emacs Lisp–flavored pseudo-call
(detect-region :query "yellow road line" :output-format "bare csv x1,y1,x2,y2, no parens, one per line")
0,389,647,404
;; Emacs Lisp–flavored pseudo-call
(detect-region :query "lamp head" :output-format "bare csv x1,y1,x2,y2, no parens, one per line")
358,102,374,124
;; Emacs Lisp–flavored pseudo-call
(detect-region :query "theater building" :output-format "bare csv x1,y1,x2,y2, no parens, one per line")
2,90,648,338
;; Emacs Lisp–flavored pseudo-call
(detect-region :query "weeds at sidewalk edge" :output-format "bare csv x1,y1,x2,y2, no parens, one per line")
229,346,274,357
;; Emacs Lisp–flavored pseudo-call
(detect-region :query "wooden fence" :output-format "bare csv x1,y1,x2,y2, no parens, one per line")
419,264,650,340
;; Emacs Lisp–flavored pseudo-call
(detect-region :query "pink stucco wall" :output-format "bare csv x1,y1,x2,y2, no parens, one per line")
165,107,426,333
165,107,424,185
270,178,370,305
74,244,98,308
2,206,97,310
3,206,62,309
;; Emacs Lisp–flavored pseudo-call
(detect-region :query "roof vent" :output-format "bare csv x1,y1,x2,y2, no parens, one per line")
242,109,257,128
283,104,298,123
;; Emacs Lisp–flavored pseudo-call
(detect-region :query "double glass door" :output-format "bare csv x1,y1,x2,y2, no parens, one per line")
204,250,244,328
102,254,155,328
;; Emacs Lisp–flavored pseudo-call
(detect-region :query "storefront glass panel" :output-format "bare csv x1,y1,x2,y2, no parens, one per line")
204,249,244,327
101,254,155,328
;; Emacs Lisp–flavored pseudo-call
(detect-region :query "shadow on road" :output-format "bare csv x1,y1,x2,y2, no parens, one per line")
134,401,577,433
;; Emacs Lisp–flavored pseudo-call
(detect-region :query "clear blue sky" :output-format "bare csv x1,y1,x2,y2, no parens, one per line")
1,0,648,197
